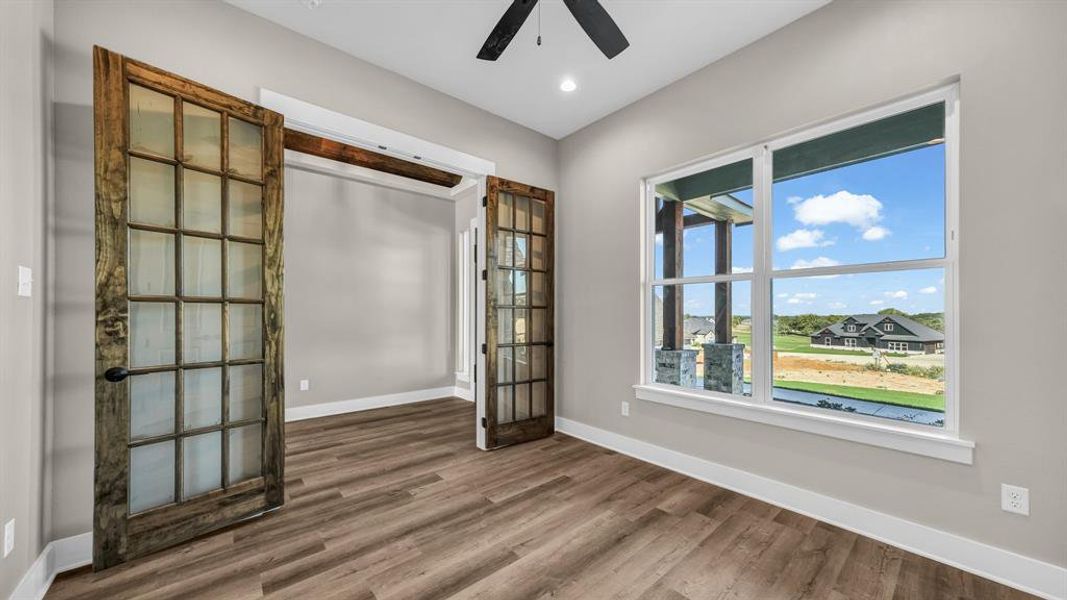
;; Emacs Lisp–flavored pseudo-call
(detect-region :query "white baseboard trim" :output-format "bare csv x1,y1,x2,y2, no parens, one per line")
285,386,472,422
9,532,91,600
554,416,1066,600
452,384,473,402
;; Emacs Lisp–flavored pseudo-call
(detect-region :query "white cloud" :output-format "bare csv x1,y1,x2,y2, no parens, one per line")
862,226,891,241
790,256,841,270
884,290,908,300
793,191,882,228
869,300,885,306
776,292,790,298
792,190,890,241
784,292,817,306
786,195,803,205
732,266,753,274
828,301,848,309
918,286,938,294
776,228,834,251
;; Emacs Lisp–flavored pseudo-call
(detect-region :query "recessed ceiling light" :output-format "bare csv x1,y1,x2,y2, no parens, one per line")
560,79,577,93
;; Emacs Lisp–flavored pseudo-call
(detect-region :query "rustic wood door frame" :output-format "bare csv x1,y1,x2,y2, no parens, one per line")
93,46,285,569
483,176,555,449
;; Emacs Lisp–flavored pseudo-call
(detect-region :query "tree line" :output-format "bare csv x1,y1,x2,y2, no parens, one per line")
774,308,945,336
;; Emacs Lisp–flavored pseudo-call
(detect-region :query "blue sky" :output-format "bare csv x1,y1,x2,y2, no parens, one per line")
657,145,946,317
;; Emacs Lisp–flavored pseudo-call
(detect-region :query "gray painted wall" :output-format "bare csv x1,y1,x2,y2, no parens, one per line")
556,0,1066,566
51,0,556,540
13,0,1060,591
284,168,456,407
0,0,53,596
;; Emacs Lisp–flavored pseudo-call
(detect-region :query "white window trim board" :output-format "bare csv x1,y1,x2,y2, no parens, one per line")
638,82,963,456
634,383,971,464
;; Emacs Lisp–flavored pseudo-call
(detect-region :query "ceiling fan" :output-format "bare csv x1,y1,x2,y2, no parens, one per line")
477,0,629,61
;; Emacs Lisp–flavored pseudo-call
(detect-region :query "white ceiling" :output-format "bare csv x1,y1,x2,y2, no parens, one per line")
227,0,828,139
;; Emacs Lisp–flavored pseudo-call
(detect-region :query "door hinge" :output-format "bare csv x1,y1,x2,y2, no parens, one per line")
482,196,487,207
481,343,487,354
481,269,487,281
481,417,487,428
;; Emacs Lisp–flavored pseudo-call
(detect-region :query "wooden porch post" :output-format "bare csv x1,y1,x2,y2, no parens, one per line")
661,200,684,350
714,220,732,343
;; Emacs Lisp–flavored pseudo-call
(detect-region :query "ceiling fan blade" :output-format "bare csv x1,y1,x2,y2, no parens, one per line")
477,0,539,61
561,0,629,59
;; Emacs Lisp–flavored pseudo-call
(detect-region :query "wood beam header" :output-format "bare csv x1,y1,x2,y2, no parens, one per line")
283,128,463,188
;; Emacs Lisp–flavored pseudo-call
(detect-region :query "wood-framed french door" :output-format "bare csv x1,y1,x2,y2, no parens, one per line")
484,176,554,449
93,46,285,569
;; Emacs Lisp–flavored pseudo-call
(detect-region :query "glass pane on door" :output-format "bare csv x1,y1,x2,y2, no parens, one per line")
183,367,222,429
228,424,262,484
130,372,175,440
183,170,222,233
129,84,174,158
182,431,221,498
182,237,222,297
129,158,175,226
129,230,175,296
182,102,221,169
129,441,174,513
490,188,551,430
121,78,269,520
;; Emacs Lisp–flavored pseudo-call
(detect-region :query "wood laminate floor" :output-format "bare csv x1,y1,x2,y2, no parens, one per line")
49,398,1034,600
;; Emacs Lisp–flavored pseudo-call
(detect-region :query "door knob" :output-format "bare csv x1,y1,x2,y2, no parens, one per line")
104,367,130,383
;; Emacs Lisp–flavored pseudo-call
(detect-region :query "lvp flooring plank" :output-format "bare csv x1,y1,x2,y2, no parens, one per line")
48,397,1037,600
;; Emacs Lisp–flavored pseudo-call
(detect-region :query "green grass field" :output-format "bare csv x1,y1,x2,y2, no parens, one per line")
772,379,945,411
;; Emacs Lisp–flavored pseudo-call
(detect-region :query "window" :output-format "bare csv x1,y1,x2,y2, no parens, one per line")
650,157,753,395
887,341,910,353
642,84,959,445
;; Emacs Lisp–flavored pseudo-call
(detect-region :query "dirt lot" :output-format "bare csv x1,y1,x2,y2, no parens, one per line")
772,354,944,395
691,349,943,396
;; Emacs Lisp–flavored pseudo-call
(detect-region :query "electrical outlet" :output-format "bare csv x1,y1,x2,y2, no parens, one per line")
621,401,630,417
299,379,310,391
1001,484,1030,516
4,519,14,558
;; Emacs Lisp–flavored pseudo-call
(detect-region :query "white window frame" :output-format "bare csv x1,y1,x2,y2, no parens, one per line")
824,337,832,346
844,338,857,348
636,83,970,464
884,322,895,332
847,324,856,332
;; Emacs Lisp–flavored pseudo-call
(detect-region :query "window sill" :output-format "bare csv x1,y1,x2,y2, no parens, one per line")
633,384,974,464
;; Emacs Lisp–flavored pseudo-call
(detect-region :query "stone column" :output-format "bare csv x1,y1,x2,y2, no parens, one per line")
655,349,697,388
703,343,744,394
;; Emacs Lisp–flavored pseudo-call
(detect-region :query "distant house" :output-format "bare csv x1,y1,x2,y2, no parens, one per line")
810,314,944,354
684,317,715,346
